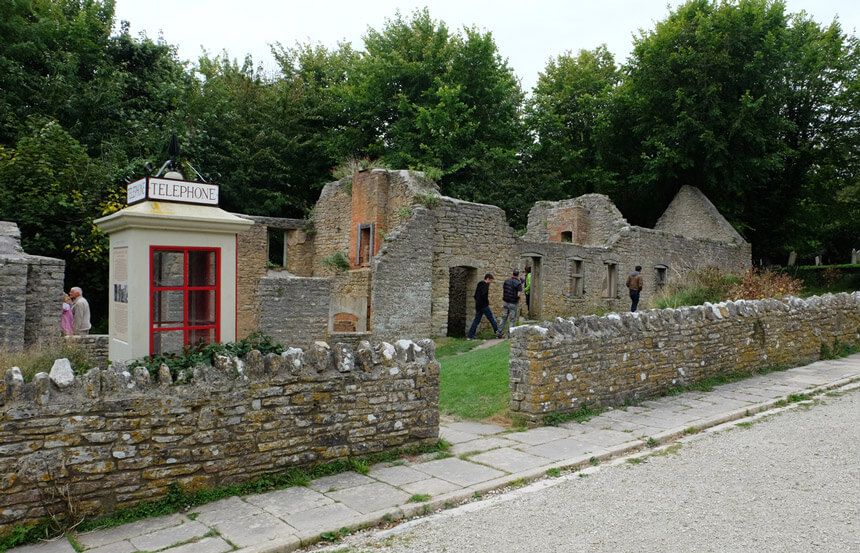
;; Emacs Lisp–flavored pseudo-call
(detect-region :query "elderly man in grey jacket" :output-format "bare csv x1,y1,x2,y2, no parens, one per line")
69,286,91,335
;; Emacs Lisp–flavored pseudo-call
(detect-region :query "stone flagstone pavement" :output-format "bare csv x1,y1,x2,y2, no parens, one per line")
8,354,860,553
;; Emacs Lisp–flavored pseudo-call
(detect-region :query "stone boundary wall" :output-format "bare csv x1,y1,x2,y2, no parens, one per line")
1,222,66,352
258,275,330,349
0,339,439,536
65,334,109,370
509,293,860,420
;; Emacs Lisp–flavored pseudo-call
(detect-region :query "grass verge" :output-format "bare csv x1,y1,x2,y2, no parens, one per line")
439,341,510,420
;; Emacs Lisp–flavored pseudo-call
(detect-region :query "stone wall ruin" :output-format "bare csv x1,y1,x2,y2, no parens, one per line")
0,339,439,535
236,171,751,345
0,222,65,352
508,292,860,421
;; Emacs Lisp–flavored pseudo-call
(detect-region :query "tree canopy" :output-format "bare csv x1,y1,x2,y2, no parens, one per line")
0,0,858,326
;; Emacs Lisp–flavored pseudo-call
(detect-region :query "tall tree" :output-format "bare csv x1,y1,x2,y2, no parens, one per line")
354,9,527,214
607,0,860,260
524,46,620,202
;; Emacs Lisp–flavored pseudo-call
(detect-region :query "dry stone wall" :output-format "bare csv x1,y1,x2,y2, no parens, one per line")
257,275,330,348
0,339,439,536
509,293,860,421
66,335,109,370
0,222,65,352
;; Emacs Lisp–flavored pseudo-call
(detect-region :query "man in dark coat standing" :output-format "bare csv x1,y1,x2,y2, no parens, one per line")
499,269,523,337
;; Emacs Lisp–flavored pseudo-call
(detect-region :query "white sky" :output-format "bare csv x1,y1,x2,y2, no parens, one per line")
113,0,860,92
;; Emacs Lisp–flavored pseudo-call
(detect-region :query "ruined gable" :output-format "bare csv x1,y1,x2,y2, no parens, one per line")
524,194,628,246
655,185,745,244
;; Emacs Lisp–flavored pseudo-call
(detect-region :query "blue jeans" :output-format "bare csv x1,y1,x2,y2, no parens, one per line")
468,306,499,339
499,301,519,335
629,289,640,312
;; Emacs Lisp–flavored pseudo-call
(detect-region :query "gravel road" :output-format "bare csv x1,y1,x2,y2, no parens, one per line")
317,386,860,553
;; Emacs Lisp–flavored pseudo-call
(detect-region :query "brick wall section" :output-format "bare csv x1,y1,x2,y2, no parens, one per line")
509,293,860,421
257,275,330,348
349,171,388,269
526,195,628,247
0,339,439,535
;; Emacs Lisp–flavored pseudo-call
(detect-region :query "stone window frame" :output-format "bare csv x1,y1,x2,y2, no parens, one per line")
267,227,288,268
602,260,618,298
568,256,584,297
655,264,668,288
356,223,375,267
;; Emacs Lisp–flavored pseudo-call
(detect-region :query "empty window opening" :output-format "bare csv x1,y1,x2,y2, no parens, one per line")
602,263,617,298
569,258,584,297
356,224,374,266
267,228,286,267
655,265,668,288
561,231,573,243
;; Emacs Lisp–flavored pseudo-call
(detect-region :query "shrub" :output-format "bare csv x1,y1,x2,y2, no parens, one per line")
129,332,284,382
725,268,803,300
650,266,736,309
0,340,94,382
416,192,440,209
330,157,388,180
322,252,350,272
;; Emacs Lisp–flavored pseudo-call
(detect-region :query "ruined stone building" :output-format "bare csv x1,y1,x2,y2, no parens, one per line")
235,170,751,347
0,222,64,351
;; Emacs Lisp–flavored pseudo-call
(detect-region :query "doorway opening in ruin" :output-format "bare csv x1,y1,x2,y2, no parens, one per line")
447,266,477,337
521,254,542,321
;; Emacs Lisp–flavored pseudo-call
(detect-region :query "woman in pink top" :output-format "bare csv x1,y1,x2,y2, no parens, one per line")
61,292,74,336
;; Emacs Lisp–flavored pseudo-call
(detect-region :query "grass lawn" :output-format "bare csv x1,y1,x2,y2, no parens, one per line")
438,340,510,420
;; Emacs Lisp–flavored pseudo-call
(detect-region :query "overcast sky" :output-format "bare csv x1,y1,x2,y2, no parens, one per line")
113,0,859,92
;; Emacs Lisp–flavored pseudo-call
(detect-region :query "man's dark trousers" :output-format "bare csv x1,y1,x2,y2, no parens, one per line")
468,306,499,338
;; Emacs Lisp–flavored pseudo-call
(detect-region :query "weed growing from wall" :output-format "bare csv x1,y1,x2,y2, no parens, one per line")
322,252,350,272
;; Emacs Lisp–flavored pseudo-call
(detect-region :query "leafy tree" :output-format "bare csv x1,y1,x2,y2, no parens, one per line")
0,0,117,146
606,0,860,261
524,46,620,202
0,118,118,324
354,9,527,217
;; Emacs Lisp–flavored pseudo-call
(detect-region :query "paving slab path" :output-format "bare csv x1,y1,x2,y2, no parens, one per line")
8,354,860,553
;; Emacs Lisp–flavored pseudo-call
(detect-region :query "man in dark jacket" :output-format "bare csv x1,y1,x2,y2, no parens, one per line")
467,273,501,340
498,269,523,336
